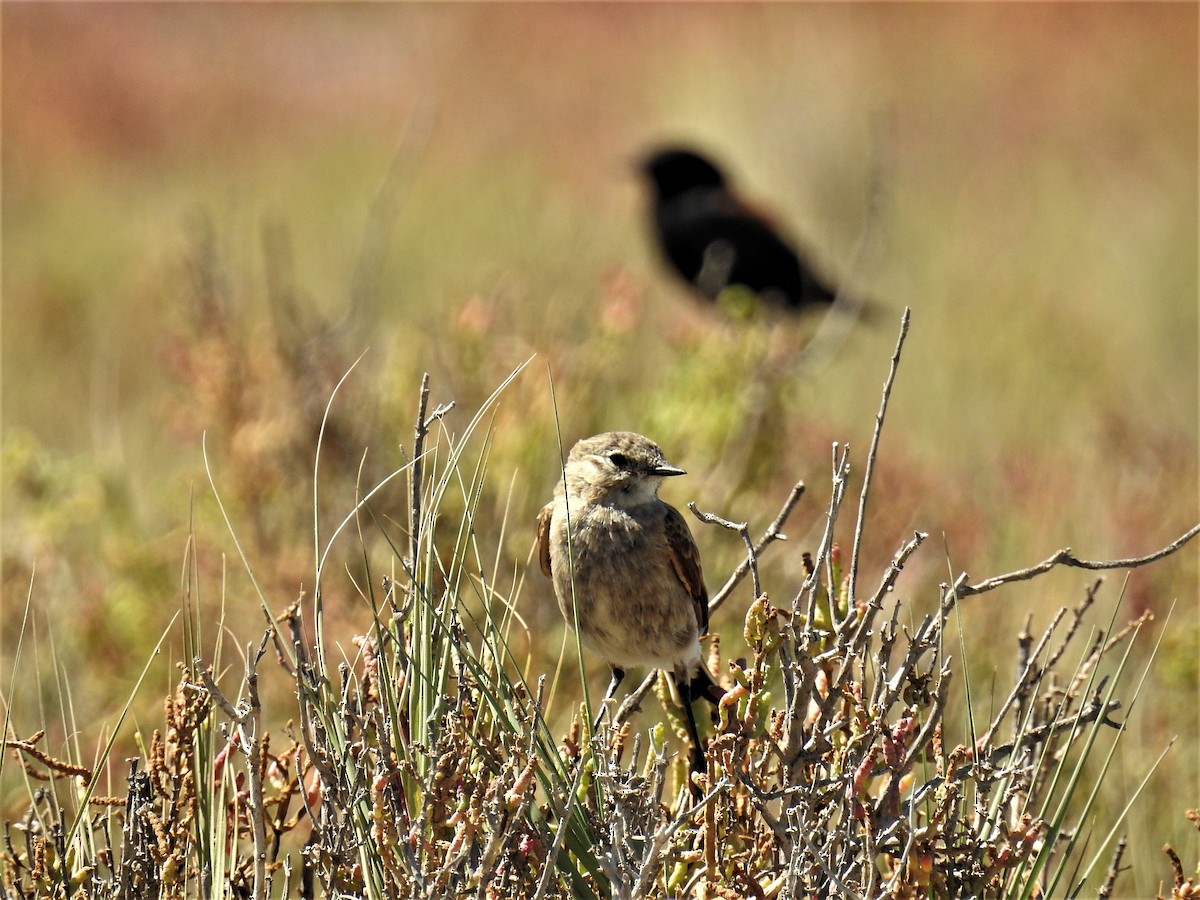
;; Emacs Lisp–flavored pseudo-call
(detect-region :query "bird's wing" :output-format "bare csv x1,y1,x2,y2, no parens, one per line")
662,196,803,286
535,503,554,579
663,504,709,635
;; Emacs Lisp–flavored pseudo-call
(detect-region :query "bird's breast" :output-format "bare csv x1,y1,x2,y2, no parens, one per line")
550,501,699,670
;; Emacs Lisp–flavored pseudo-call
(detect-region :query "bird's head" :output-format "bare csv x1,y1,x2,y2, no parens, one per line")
639,147,728,201
564,431,685,507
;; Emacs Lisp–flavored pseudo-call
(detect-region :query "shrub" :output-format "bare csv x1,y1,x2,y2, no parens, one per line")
3,314,1196,898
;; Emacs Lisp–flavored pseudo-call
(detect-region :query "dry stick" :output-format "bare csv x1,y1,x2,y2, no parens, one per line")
1096,833,1129,900
893,662,952,785
629,779,729,900
832,530,927,669
987,679,1126,764
778,452,855,765
975,604,1070,753
281,610,339,793
406,377,454,589
1055,610,1153,753
996,581,1107,761
409,374,431,569
707,481,804,614
612,675,658,731
957,520,1200,597
1041,580,1100,676
242,637,271,900
688,504,761,599
777,644,827,768
530,760,586,900
798,445,852,633
846,306,911,607
195,632,272,900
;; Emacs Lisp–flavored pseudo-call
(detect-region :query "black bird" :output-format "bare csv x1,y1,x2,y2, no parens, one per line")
638,146,841,314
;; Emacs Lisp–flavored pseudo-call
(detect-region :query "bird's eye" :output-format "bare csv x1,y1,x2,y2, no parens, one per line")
608,452,630,469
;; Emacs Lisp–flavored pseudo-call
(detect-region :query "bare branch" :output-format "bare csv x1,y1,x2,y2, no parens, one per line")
242,634,271,900
1097,833,1129,900
796,445,852,632
848,307,911,603
706,482,805,614
958,522,1200,598
833,530,927,672
409,373,431,568
976,604,1069,752
194,633,272,900
613,672,658,730
688,503,761,599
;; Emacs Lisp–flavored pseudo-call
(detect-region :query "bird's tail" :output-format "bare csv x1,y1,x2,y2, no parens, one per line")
687,664,727,707
803,272,839,306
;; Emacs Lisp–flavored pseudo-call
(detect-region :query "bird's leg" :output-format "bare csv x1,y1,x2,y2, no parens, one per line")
592,666,625,733
697,239,736,298
677,673,708,790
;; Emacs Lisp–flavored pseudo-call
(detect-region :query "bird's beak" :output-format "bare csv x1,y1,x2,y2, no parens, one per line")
653,464,686,477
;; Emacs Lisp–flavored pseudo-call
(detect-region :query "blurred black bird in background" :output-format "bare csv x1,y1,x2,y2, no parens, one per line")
638,146,843,315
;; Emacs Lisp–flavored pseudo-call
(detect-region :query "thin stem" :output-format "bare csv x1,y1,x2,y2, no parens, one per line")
958,522,1200,598
847,306,910,603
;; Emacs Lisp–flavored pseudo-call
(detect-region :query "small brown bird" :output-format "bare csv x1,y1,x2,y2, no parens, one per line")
537,431,723,777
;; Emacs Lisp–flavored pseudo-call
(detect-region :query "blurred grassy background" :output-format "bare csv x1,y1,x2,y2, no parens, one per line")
3,3,1196,890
